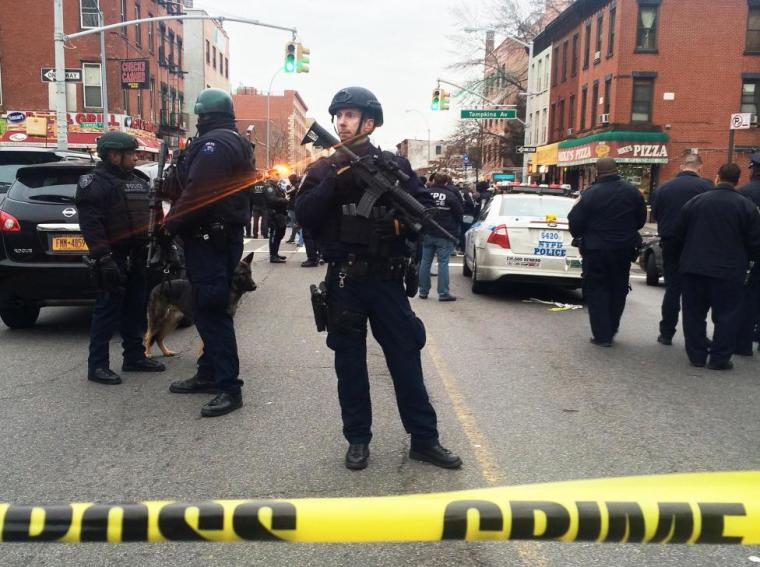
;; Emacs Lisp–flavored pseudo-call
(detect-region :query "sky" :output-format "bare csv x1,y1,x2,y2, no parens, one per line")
191,0,490,150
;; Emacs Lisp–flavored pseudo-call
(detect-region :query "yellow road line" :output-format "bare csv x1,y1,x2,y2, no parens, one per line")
426,333,548,566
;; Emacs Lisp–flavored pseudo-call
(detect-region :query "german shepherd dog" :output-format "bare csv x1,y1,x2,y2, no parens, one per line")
144,252,256,357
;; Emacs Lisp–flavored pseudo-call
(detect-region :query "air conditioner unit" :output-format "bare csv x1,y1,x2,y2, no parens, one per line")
594,51,601,63
567,128,574,136
599,113,610,124
752,114,759,125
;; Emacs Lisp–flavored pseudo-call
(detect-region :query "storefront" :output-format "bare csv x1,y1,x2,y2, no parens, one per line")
557,131,669,199
0,111,161,156
530,142,560,184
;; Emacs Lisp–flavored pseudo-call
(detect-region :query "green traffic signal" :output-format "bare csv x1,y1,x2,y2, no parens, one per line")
285,42,296,73
431,88,441,111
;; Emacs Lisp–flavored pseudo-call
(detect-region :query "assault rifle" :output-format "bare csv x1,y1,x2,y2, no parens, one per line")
146,141,169,269
301,121,458,244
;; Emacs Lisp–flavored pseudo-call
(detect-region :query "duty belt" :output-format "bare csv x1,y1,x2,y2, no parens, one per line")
328,255,408,288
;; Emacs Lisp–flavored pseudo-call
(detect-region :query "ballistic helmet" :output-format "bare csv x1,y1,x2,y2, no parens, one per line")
328,87,384,127
194,88,235,118
96,131,138,158
750,153,760,169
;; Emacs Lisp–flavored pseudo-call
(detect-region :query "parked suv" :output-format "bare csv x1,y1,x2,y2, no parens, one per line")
0,147,94,202
0,161,98,328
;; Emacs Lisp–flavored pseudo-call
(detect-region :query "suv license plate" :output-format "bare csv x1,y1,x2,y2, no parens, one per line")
51,235,89,253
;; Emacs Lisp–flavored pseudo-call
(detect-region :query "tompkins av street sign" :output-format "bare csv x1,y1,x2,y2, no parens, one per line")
461,109,517,119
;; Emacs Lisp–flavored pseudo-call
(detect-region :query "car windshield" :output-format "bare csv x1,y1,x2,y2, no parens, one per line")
499,196,575,219
0,153,64,187
8,168,92,204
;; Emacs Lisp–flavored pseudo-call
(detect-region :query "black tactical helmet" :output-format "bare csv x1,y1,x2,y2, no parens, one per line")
750,152,760,169
96,131,138,158
194,88,235,118
328,87,384,127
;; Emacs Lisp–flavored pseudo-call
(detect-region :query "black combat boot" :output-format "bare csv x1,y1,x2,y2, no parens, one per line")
345,443,370,470
201,392,243,417
122,358,166,372
88,368,122,385
169,374,218,394
409,443,462,469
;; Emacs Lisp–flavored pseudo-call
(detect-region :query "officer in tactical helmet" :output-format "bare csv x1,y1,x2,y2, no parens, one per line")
164,87,255,417
264,171,289,263
736,152,760,355
76,131,166,385
296,87,462,471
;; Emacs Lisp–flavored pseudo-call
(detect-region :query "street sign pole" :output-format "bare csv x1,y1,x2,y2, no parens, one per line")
99,10,109,134
728,128,735,164
54,0,68,149
521,40,534,184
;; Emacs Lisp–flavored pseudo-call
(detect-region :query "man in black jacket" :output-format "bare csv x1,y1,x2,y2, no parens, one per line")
418,173,463,300
650,153,712,345
735,153,760,355
76,132,166,385
674,163,760,370
568,157,647,346
163,88,254,416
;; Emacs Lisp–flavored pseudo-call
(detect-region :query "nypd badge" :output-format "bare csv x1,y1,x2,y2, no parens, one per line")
79,174,94,188
201,141,217,155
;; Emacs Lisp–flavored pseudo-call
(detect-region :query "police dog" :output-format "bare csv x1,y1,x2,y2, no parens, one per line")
144,252,256,357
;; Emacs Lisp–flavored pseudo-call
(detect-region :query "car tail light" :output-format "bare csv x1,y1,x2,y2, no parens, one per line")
487,224,510,249
0,211,20,232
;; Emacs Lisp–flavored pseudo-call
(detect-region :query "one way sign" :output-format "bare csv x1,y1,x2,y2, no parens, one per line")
516,146,537,154
40,68,83,83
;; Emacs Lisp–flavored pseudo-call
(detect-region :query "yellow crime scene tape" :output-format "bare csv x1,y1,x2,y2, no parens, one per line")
1,472,759,544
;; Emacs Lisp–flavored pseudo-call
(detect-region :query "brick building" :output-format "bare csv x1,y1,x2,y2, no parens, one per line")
233,87,312,175
532,0,760,196
0,0,187,152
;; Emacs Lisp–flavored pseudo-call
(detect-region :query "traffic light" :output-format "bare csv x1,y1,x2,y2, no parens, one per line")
296,43,310,73
284,41,296,73
440,89,450,111
431,88,441,111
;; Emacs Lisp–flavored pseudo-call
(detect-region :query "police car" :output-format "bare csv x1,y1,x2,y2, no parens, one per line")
463,184,582,293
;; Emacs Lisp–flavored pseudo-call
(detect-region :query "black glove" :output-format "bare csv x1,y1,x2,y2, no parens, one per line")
97,254,126,292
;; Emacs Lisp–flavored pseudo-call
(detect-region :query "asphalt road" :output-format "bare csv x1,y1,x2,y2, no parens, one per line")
0,239,759,566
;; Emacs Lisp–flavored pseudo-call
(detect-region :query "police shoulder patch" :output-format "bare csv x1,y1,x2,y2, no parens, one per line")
79,174,94,188
201,141,217,155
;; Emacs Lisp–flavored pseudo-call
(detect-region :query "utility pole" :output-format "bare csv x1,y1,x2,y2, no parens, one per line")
53,6,298,150
99,10,109,133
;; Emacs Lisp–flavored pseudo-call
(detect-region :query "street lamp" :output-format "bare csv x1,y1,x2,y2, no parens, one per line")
463,27,534,184
404,109,431,166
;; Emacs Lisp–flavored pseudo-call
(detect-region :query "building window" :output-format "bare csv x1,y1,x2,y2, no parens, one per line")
595,13,604,59
123,89,130,114
150,77,156,123
83,62,102,108
580,86,588,130
604,77,612,115
177,38,183,71
552,46,559,85
219,52,224,73
212,46,217,69
631,78,654,122
544,54,550,89
168,31,175,66
436,145,442,155
558,99,565,134
119,0,127,35
608,6,616,56
0,63,3,106
747,6,760,53
537,59,543,91
148,15,154,52
542,109,547,144
569,94,576,132
159,24,166,65
741,79,760,114
591,83,599,127
80,0,99,29
137,88,143,119
583,20,592,69
550,103,556,138
206,40,211,65
225,57,229,79
636,5,659,51
561,40,568,82
134,4,142,47
571,33,579,77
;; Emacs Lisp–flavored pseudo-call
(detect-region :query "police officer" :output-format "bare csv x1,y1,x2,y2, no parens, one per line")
736,153,760,355
163,88,254,416
568,157,647,346
265,174,289,263
674,163,760,369
249,176,269,239
295,87,462,471
76,132,166,384
650,153,712,346
418,173,463,301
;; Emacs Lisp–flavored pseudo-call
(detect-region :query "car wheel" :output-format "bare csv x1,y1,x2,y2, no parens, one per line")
471,255,489,294
0,304,41,329
645,253,659,286
462,254,473,277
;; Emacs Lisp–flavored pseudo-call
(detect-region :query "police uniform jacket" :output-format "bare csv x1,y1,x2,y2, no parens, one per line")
568,174,647,250
265,181,289,228
295,141,432,261
650,171,712,240
739,177,760,208
427,184,464,236
674,183,760,284
75,162,152,259
165,126,253,236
